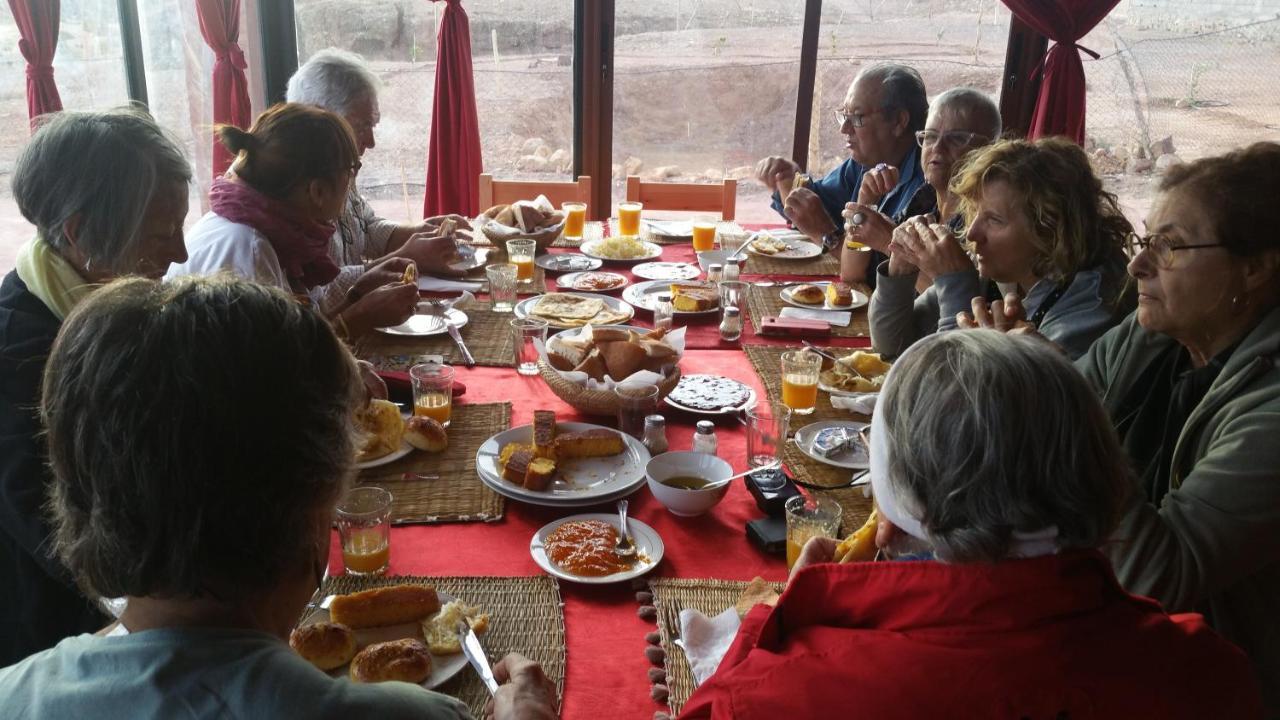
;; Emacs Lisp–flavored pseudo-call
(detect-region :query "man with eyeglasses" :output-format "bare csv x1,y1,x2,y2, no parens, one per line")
754,63,927,284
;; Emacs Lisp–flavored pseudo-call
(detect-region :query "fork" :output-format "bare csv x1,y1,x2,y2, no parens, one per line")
615,499,637,560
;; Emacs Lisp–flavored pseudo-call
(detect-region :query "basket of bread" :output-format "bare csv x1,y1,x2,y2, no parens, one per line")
537,325,683,416
476,194,566,251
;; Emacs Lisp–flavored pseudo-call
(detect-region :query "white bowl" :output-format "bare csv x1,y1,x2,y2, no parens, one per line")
695,249,732,272
646,452,733,517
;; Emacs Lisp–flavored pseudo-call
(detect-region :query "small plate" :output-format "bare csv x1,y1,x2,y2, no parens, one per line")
513,292,635,329
535,253,602,273
793,420,869,469
354,411,415,470
581,238,664,263
817,380,880,399
623,280,720,316
631,262,701,281
530,513,664,584
377,309,468,337
557,271,629,293
780,282,869,311
748,235,823,259
448,244,487,273
300,589,467,689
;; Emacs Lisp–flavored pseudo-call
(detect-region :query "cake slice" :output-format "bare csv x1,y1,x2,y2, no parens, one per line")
502,448,535,484
825,282,854,306
555,428,626,459
670,284,719,312
532,410,558,459
523,457,557,491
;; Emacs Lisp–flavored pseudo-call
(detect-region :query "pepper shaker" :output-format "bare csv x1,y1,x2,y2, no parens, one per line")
654,292,674,331
719,306,742,342
642,414,669,455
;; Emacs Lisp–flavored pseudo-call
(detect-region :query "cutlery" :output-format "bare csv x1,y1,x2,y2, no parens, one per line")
457,619,500,697
801,341,839,362
727,235,755,262
615,499,637,560
752,280,816,288
701,459,782,492
446,316,475,367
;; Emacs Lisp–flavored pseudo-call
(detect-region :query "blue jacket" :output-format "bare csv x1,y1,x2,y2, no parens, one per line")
770,145,925,233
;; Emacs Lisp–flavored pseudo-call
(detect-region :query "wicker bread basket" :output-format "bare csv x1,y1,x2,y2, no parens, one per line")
480,221,565,252
538,359,682,416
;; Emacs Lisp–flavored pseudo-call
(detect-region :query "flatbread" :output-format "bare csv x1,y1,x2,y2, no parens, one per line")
531,294,606,320
548,308,632,328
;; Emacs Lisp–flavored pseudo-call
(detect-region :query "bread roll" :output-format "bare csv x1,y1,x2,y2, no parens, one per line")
483,204,509,220
590,327,633,343
495,206,517,227
289,622,356,670
421,600,491,655
349,638,432,684
329,584,442,629
404,416,448,453
547,350,577,372
598,340,647,380
790,284,825,305
573,349,607,381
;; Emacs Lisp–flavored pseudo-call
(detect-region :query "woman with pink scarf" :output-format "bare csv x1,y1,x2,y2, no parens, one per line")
168,103,418,340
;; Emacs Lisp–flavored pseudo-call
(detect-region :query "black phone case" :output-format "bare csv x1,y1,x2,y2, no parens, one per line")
746,516,787,555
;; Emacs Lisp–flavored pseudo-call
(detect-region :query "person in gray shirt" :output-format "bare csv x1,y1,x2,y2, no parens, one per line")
0,275,557,720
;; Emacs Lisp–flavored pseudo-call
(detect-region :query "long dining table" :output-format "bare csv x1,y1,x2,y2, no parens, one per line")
330,224,874,719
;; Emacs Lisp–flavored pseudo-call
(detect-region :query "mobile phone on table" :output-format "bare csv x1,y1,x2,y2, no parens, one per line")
746,516,787,555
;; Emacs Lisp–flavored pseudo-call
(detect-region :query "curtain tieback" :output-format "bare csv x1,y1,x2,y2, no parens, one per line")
215,44,248,70
25,64,55,81
1032,40,1101,79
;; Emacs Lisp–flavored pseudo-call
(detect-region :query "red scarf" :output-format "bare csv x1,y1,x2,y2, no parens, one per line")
209,176,340,290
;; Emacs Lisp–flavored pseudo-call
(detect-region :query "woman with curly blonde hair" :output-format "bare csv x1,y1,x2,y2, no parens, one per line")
869,137,1133,359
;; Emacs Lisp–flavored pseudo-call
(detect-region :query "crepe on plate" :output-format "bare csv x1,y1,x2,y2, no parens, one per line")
530,293,631,328
819,350,891,393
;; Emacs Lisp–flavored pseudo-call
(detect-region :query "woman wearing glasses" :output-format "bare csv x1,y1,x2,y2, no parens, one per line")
869,137,1134,360
168,103,418,340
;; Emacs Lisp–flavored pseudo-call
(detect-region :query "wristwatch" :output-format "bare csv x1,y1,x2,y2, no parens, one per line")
821,231,842,252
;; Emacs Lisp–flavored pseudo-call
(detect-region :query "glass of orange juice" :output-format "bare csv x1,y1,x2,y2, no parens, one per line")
562,201,587,241
691,222,717,252
781,350,822,415
617,201,643,237
336,486,393,576
410,362,454,427
506,239,536,283
784,495,842,569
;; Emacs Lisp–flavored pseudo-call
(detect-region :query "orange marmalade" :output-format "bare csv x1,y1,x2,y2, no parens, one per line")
545,520,634,577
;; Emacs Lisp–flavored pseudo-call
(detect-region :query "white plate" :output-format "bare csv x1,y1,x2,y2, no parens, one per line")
631,261,700,281
665,384,757,416
353,410,416,470
622,280,720,316
476,422,652,507
377,309,468,337
793,420,869,469
300,589,467,689
780,283,869,311
580,239,664,263
530,513,664,584
513,292,635,329
557,271,629,293
535,253,602,273
817,380,880,399
748,235,823,259
448,244,487,273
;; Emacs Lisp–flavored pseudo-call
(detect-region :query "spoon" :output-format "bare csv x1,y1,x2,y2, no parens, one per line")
615,499,637,560
700,459,782,492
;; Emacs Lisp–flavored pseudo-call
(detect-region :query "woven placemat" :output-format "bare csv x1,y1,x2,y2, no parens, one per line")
299,574,564,718
744,287,869,338
356,298,517,370
743,250,839,276
357,402,510,523
550,221,604,248
650,578,785,715
742,344,870,427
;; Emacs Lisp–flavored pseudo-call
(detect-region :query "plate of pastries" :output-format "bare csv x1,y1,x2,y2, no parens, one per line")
353,399,450,470
622,280,720,316
475,411,651,507
291,583,488,689
514,292,635,329
780,281,868,311
818,350,891,396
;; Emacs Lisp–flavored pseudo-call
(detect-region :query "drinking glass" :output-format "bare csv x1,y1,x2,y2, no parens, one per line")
784,495,842,569
617,201,643,237
410,362,454,427
747,401,791,468
487,263,518,312
691,221,717,252
562,201,587,241
506,239,537,283
780,350,822,415
511,317,549,376
615,383,660,439
718,280,750,311
336,486,393,576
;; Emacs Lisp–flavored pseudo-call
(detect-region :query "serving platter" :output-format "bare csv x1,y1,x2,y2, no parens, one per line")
535,253,602,273
556,271,628,292
476,421,651,507
622,280,720,316
513,292,635,329
580,238,664,263
530,513,664,584
663,374,757,415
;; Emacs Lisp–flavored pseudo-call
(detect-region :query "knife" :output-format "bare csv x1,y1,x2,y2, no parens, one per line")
446,315,475,367
457,620,500,697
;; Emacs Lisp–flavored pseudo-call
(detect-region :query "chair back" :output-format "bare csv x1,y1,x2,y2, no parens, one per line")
477,174,594,215
624,176,737,221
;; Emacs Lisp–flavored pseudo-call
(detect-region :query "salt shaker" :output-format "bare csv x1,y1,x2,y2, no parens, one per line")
692,420,718,455
642,414,669,455
719,306,742,342
723,258,742,282
706,263,723,285
654,293,674,331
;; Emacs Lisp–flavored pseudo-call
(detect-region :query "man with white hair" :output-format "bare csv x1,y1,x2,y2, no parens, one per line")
287,49,465,313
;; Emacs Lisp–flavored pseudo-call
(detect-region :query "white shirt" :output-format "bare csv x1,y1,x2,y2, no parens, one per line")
167,212,292,292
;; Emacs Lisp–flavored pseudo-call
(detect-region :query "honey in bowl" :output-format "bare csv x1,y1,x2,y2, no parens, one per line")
545,519,634,577
660,475,712,490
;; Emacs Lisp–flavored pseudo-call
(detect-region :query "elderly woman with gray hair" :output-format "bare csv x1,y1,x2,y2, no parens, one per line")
0,107,190,664
679,331,1260,719
0,276,559,719
287,48,468,314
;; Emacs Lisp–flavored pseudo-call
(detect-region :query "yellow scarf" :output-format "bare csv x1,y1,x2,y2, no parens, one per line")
13,236,96,321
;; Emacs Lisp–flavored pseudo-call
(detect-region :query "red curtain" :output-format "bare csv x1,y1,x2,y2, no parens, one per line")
196,0,252,177
1002,0,1120,144
423,0,483,217
7,0,63,128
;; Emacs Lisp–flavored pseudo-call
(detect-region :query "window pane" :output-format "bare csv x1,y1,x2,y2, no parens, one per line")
613,2,806,222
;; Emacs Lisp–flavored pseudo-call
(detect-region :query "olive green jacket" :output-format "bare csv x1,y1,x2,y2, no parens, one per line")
1078,305,1280,710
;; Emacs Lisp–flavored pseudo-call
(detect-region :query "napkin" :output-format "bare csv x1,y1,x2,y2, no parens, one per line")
830,392,878,414
418,277,483,293
779,307,852,327
678,607,741,686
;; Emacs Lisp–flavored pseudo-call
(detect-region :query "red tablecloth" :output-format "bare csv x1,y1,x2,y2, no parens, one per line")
333,349,790,719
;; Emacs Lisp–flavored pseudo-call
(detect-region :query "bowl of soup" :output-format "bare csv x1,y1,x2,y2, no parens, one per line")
646,452,734,517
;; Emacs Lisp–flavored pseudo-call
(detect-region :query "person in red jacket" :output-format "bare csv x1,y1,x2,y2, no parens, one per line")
680,330,1261,719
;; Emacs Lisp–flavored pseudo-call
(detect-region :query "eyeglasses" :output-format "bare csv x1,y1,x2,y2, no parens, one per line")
834,108,884,128
1125,232,1222,268
914,130,989,148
